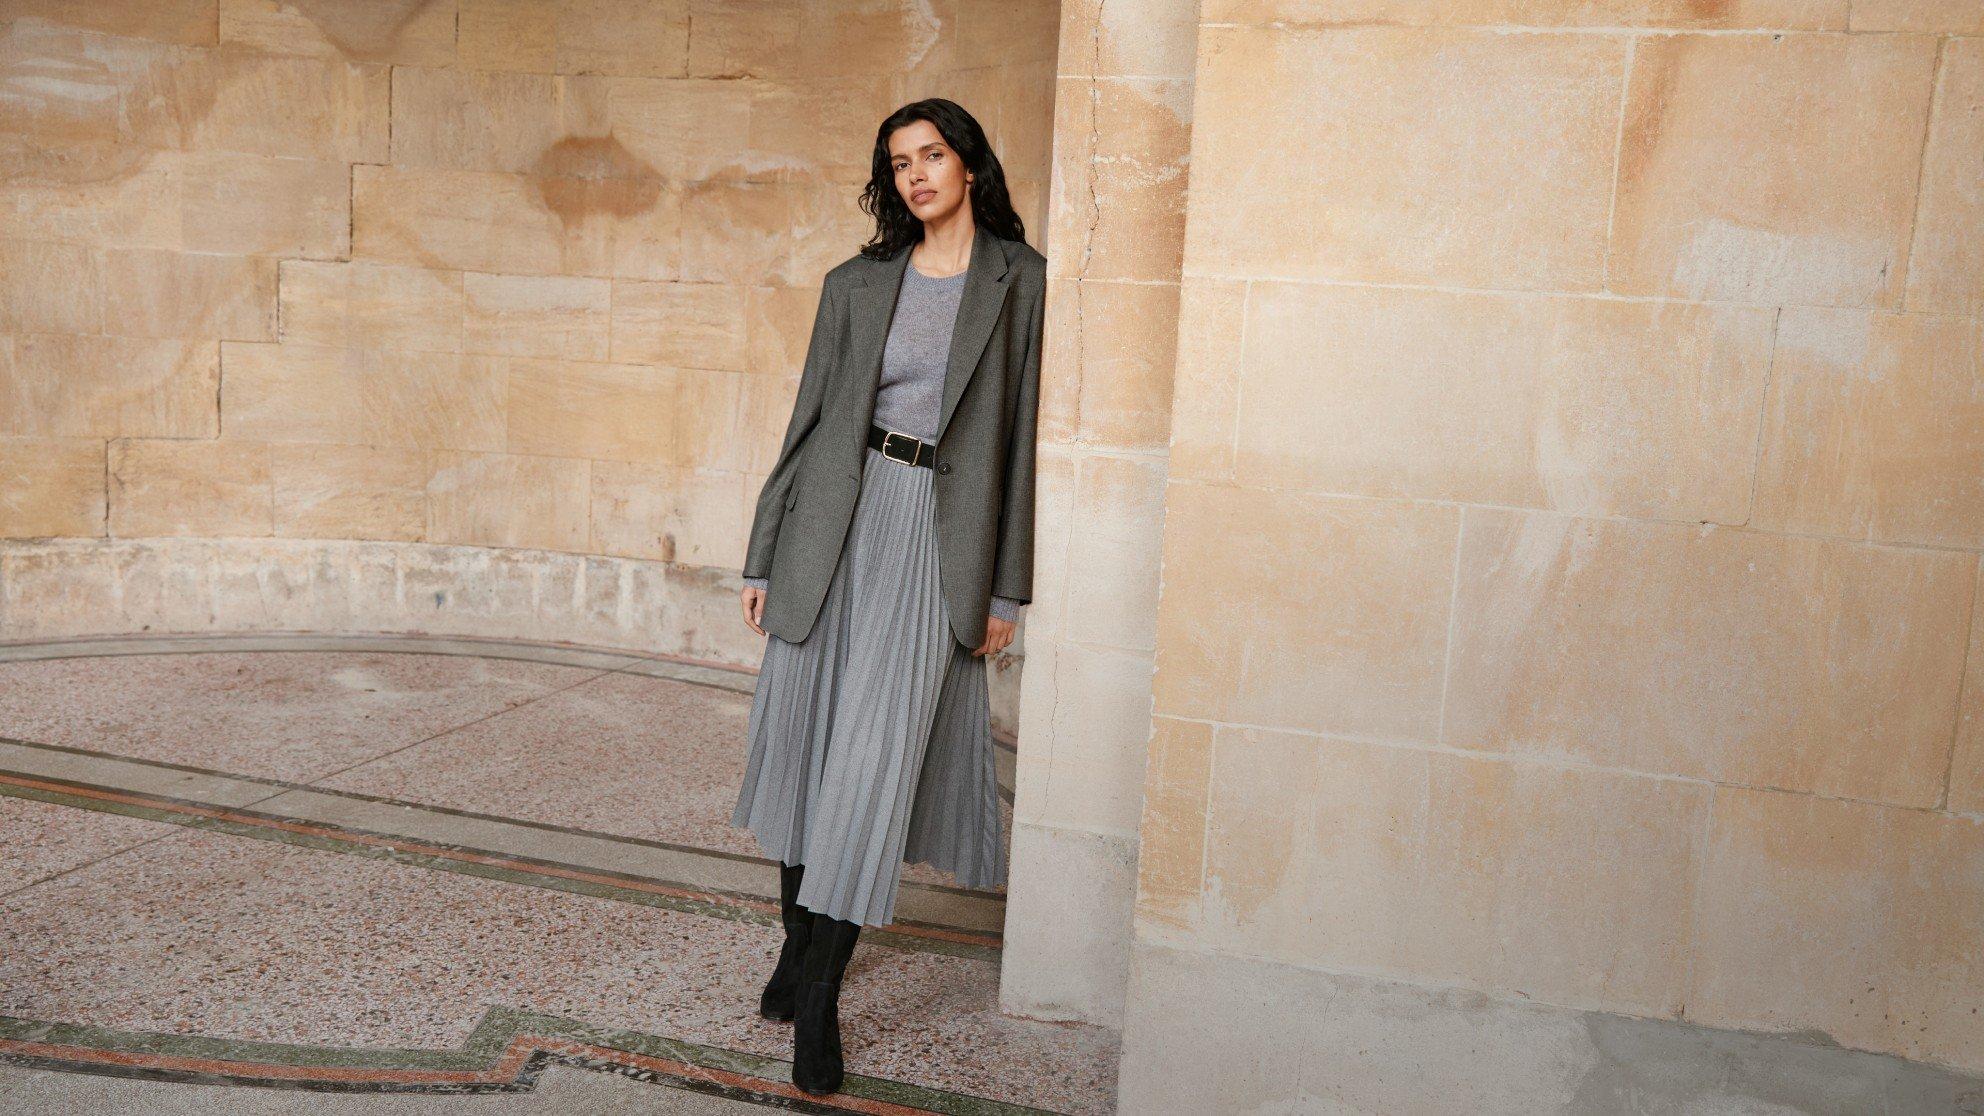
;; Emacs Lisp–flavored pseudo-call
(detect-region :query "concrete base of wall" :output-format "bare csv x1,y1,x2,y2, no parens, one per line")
997,820,1138,1029
0,539,1026,741
1117,938,1984,1114
0,537,768,667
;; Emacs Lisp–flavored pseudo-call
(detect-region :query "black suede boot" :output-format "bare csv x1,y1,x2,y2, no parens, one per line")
791,911,861,1096
757,861,810,1021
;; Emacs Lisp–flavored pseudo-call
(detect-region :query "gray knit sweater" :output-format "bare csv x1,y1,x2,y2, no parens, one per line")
745,258,1024,624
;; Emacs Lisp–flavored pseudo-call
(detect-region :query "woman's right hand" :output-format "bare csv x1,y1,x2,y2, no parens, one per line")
740,586,767,636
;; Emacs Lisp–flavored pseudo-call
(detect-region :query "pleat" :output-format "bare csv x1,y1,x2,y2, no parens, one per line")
903,646,1007,889
730,443,1004,927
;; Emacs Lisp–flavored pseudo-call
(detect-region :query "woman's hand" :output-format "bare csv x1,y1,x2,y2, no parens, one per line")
741,586,767,636
973,615,1015,657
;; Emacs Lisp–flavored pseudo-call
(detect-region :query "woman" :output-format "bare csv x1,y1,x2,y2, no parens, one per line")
728,97,1046,1097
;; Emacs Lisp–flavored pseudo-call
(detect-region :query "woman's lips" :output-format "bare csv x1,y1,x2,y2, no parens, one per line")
912,190,934,203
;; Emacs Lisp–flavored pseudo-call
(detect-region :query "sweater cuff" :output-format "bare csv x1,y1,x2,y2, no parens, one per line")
989,595,1023,623
742,575,769,591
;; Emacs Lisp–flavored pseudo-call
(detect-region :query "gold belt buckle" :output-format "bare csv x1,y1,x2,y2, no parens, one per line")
881,429,919,465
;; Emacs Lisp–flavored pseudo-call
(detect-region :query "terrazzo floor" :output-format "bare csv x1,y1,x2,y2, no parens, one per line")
0,634,1113,1115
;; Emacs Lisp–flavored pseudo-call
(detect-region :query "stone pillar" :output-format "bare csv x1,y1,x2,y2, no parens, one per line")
997,0,1200,1027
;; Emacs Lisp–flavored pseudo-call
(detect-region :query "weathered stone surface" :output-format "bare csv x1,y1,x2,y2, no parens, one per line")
1609,32,1938,307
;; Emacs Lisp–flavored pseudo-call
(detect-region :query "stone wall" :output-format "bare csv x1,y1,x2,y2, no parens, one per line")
1117,2,1984,1108
0,0,1058,719
998,0,1199,1027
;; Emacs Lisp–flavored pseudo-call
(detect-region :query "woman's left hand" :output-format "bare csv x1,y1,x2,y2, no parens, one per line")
973,616,1015,657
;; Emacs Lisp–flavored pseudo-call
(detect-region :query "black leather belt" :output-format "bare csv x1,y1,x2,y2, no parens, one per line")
868,423,935,468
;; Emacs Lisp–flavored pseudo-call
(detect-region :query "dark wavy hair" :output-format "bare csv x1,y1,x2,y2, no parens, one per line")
857,98,1026,260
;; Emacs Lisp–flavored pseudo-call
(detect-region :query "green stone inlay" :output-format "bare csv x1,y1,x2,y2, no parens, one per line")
0,1007,1069,1115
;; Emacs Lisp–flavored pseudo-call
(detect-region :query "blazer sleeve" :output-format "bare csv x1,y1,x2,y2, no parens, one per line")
742,279,841,581
989,271,1043,605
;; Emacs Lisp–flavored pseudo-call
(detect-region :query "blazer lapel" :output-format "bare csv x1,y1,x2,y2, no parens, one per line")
845,244,911,437
844,231,1014,448
937,230,1013,445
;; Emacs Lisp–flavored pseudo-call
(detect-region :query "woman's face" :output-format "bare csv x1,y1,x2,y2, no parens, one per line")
888,119,969,223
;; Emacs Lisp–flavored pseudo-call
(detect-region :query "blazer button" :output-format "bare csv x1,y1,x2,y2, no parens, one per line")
938,461,951,474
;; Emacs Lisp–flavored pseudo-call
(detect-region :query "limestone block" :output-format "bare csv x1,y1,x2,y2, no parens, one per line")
1850,0,1984,31
1008,444,1077,648
464,271,611,361
0,239,102,335
1444,508,1975,807
589,460,746,568
271,443,430,542
277,260,463,352
0,144,348,257
981,56,1059,174
1906,37,1983,315
1035,641,1158,834
786,0,951,82
1234,283,1774,520
1164,278,1243,484
218,0,460,65
1201,0,1849,27
597,75,757,181
1054,0,1199,80
176,150,351,257
1693,785,1984,1073
1200,726,1705,1016
102,248,276,341
1151,484,1458,742
1947,559,1984,814
4,1,218,46
191,48,389,162
0,437,104,538
997,821,1137,1026
956,0,1060,69
1012,632,1062,815
1133,715,1212,933
503,355,674,464
677,179,796,285
0,21,208,150
748,76,901,185
1,20,377,171
388,66,567,174
1045,75,1192,284
352,164,680,280
1609,32,1938,307
685,0,803,80
108,437,272,537
611,279,748,369
742,284,821,376
1754,308,1984,548
1062,452,1165,652
0,141,177,249
1037,276,1082,446
223,342,503,452
671,367,747,472
458,0,689,77
0,334,218,439
426,450,589,552
732,371,801,476
1065,279,1176,450
785,178,878,283
1186,26,1625,289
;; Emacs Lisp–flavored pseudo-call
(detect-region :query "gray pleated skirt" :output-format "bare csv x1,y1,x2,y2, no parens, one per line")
730,443,1008,927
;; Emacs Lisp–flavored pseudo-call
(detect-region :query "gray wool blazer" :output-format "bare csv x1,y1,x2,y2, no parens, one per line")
742,229,1047,650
